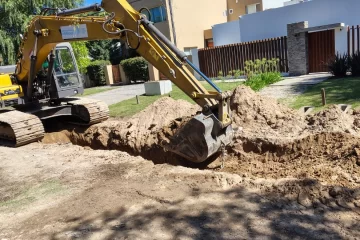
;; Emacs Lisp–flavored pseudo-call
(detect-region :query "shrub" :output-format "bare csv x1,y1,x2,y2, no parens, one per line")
86,60,110,86
350,52,360,76
121,57,149,82
327,53,349,77
233,69,244,79
244,72,282,91
243,58,281,91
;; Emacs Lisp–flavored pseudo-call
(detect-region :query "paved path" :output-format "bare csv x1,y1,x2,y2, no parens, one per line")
86,84,145,105
259,73,331,99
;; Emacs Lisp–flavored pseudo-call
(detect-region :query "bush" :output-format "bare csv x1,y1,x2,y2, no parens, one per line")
121,57,149,82
243,58,281,91
327,53,349,77
86,60,110,86
244,72,282,91
350,52,360,76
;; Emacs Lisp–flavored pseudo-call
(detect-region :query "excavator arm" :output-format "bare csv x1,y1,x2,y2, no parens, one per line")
14,0,234,162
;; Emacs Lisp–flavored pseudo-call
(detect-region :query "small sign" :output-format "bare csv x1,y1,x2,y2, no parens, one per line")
60,24,88,40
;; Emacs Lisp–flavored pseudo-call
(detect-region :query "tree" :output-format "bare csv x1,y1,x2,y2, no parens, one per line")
70,41,90,74
0,0,83,65
86,40,111,62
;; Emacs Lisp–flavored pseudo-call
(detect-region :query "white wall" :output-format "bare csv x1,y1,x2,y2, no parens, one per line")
263,0,287,10
213,0,360,53
213,20,241,46
335,28,348,54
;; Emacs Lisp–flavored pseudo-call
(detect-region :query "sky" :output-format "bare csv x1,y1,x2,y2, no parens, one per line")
263,0,289,10
84,0,289,9
84,0,98,5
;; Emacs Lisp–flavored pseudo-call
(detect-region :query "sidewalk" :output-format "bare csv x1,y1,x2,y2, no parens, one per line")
86,84,145,105
259,73,331,99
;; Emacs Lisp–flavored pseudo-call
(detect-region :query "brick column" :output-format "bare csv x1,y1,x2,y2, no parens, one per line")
287,21,309,76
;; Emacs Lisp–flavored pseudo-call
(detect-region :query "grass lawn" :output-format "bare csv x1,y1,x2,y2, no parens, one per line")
109,82,242,117
81,86,118,96
289,77,360,111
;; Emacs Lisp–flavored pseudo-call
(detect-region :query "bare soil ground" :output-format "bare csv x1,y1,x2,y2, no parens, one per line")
1,86,360,239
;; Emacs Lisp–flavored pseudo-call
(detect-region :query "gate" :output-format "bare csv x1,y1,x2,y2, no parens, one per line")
112,65,121,83
308,30,335,73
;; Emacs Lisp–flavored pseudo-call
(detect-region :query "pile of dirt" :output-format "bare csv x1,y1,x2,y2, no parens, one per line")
306,105,358,134
226,86,360,189
228,132,360,187
230,86,307,140
69,97,199,164
63,86,360,189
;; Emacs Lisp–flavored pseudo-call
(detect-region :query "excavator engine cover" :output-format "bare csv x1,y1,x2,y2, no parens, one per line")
165,113,234,163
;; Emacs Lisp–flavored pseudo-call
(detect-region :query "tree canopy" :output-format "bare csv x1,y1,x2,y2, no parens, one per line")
0,0,83,65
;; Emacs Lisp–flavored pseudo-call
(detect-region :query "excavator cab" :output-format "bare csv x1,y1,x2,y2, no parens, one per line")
47,43,84,99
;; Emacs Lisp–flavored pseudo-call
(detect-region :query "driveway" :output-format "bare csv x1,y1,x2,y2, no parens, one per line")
86,84,145,105
259,73,331,99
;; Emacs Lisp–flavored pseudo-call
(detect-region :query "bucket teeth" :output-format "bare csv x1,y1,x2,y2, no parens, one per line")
164,113,234,163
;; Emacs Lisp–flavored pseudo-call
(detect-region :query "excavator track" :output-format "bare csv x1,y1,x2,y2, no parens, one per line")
0,111,44,147
67,98,110,125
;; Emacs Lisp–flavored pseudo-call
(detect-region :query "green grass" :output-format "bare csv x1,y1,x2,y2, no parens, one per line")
81,86,118,96
289,77,360,111
109,82,242,117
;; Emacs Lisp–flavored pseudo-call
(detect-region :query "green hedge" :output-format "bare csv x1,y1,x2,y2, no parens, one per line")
86,60,110,86
121,57,149,82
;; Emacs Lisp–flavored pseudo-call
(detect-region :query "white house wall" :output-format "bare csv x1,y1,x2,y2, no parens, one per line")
213,20,241,46
213,0,360,54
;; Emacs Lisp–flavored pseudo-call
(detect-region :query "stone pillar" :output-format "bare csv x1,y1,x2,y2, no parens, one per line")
287,21,309,76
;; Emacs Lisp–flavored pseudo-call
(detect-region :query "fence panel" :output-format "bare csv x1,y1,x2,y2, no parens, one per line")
198,37,288,78
112,65,121,83
348,25,360,55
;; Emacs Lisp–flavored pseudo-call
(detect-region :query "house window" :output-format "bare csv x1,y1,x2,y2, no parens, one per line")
229,9,234,14
246,3,258,14
142,6,167,23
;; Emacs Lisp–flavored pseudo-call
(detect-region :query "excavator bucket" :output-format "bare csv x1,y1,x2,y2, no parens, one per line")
164,113,234,163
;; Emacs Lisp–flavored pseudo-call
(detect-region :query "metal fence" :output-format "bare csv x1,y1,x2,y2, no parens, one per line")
198,36,288,78
348,25,360,55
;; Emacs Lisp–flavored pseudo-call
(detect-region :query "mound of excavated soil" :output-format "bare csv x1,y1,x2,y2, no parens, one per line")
227,86,360,189
229,132,360,187
64,86,360,191
306,105,358,134
230,86,307,140
69,97,199,164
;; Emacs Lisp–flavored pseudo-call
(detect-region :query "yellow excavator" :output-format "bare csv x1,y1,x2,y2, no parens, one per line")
0,0,233,163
